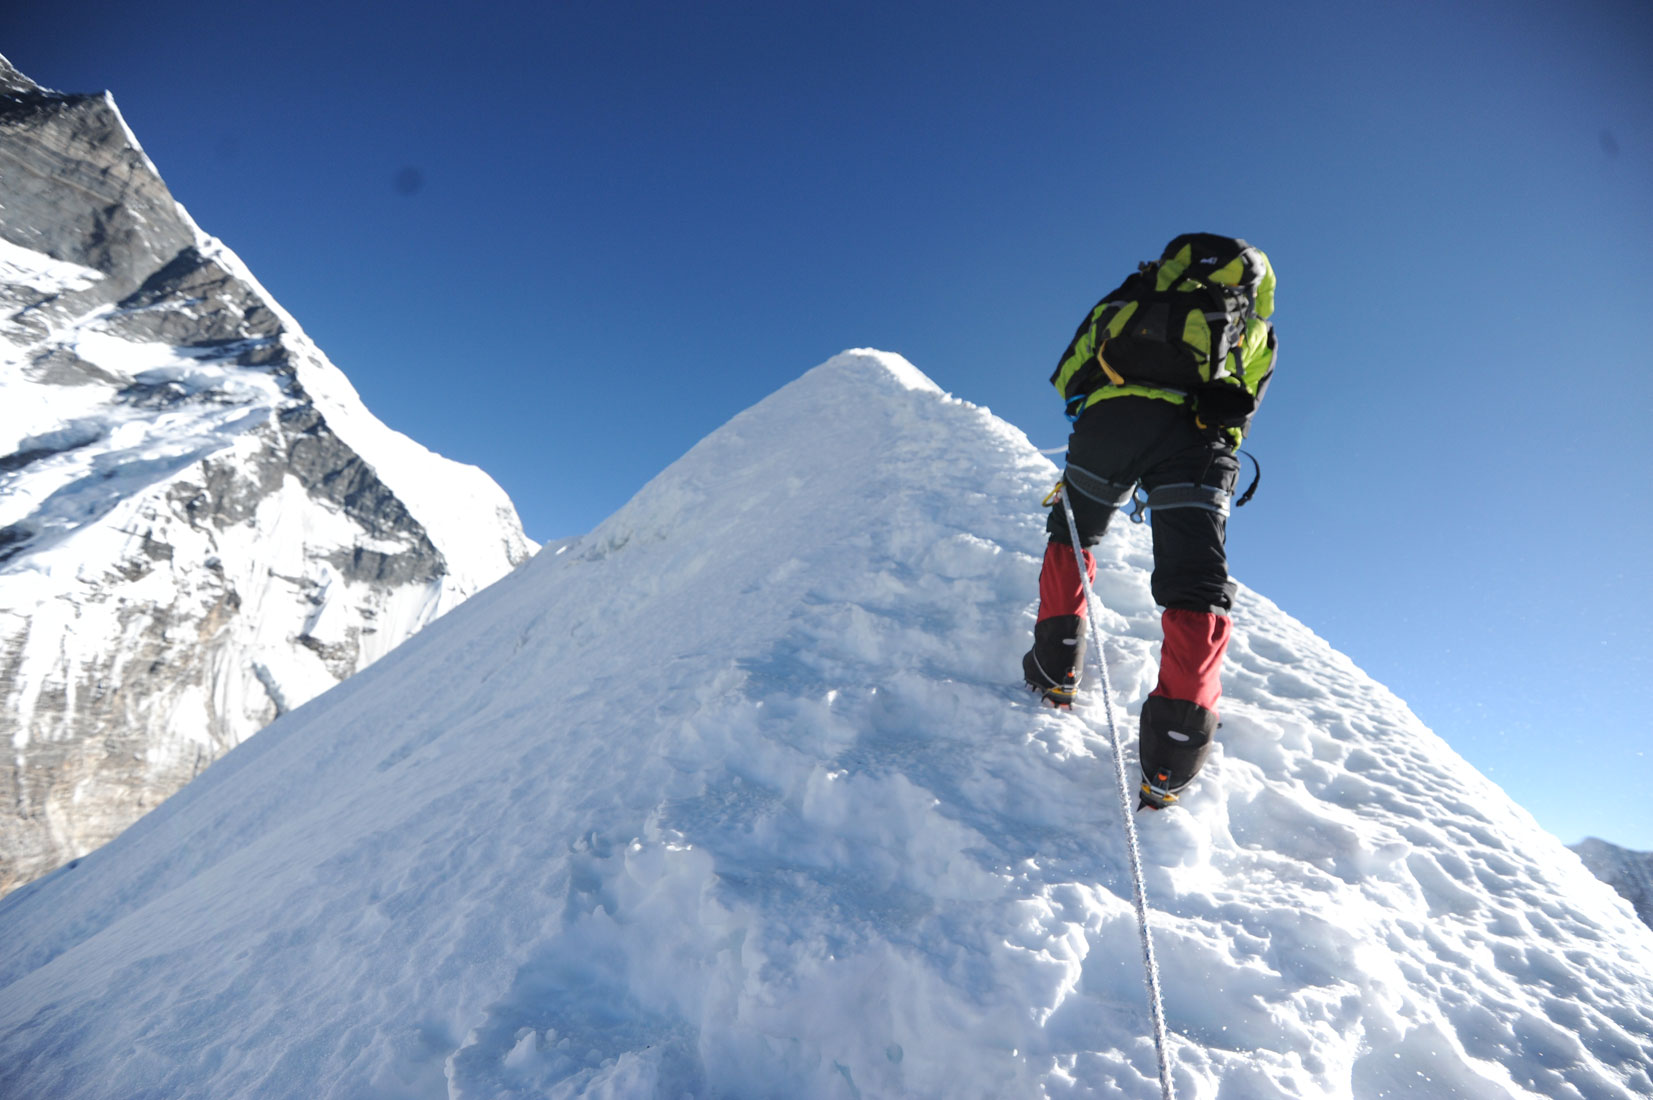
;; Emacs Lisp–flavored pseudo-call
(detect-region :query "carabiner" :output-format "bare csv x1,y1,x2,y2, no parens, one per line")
1127,487,1149,524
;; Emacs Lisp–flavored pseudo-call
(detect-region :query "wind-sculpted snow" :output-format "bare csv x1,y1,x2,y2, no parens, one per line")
1,351,1650,1098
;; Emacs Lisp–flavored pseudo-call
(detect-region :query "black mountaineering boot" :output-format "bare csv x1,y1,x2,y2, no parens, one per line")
1137,694,1219,809
1023,614,1086,708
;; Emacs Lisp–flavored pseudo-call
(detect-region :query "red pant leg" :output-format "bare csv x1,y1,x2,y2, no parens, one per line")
1036,541,1096,622
1151,608,1230,711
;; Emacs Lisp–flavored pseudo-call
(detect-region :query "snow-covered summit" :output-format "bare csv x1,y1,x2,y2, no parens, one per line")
0,56,533,894
1,349,1649,1099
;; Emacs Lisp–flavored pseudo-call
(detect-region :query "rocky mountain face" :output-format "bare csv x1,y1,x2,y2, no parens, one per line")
0,55,534,895
1572,837,1653,932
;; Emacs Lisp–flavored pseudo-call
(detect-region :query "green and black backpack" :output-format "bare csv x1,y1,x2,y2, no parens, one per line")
1053,233,1276,423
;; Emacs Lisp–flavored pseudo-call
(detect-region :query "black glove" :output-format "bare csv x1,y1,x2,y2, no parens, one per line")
1191,382,1255,440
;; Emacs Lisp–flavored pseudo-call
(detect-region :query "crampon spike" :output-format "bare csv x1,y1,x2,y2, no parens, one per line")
1138,771,1180,812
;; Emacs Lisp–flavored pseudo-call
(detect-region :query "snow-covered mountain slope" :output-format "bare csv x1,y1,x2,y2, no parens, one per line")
0,55,533,895
1572,838,1653,932
3,351,1651,1099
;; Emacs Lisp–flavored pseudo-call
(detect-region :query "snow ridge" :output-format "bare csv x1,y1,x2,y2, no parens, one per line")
0,352,1650,1099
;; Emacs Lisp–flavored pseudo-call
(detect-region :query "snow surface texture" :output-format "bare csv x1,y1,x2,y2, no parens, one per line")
2,351,1651,1099
0,64,533,892
1572,839,1653,933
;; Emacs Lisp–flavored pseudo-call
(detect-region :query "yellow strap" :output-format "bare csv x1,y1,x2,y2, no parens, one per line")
1098,341,1126,387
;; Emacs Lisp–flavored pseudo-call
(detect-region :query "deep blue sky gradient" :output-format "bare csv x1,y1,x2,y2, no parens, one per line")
5,0,1651,846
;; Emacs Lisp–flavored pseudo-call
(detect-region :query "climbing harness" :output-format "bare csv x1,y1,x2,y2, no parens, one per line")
1040,443,1261,517
1055,484,1176,1100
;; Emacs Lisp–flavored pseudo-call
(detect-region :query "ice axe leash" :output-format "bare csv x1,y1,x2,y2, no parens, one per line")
1055,483,1176,1100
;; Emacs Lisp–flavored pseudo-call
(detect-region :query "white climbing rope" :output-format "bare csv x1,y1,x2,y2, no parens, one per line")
1057,486,1176,1100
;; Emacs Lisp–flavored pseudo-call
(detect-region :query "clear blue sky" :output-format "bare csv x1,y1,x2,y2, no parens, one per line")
6,0,1650,848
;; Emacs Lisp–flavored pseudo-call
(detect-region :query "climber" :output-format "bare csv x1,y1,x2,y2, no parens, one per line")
1023,233,1277,809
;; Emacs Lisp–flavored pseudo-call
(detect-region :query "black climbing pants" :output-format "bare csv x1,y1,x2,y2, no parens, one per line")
1045,397,1239,615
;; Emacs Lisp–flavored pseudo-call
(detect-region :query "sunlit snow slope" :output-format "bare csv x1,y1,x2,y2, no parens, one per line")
1,352,1649,1099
